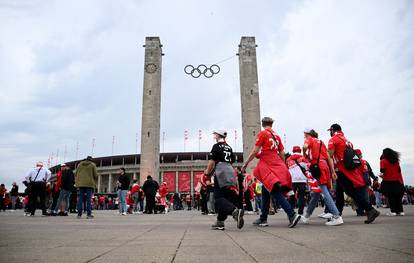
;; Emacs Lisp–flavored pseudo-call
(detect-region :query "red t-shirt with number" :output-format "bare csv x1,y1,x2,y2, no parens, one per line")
255,128,284,153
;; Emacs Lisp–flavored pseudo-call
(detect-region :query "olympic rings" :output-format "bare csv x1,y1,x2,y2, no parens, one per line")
184,64,221,78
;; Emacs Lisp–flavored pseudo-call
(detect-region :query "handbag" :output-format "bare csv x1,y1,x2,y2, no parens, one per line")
309,141,323,179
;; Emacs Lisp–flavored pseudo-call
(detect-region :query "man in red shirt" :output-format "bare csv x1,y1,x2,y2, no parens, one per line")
327,124,380,224
242,117,300,228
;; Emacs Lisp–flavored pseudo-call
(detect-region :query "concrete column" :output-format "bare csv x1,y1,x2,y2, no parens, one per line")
108,174,112,193
133,173,137,180
97,174,101,193
140,36,162,185
238,36,261,173
175,171,179,193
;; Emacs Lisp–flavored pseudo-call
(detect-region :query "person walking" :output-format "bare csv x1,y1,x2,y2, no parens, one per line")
51,164,74,216
286,146,309,216
0,184,6,212
75,156,98,219
142,175,159,214
208,130,243,230
380,148,405,216
10,182,19,210
327,124,380,224
117,168,130,215
301,129,343,226
242,117,300,228
131,180,141,213
25,161,51,216
372,177,382,208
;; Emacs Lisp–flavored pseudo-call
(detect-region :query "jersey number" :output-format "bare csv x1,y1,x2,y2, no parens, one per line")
269,138,278,150
224,151,231,162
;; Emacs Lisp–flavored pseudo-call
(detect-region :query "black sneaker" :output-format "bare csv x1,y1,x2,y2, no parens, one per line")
211,220,225,230
232,209,244,229
50,212,57,216
252,218,269,227
365,208,380,224
87,215,94,219
288,213,301,228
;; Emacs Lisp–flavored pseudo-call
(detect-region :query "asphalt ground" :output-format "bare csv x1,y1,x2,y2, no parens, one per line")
1,206,413,263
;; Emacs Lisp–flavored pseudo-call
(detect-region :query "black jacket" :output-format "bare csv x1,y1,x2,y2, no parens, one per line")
61,169,75,191
117,174,130,190
142,179,159,196
10,185,19,196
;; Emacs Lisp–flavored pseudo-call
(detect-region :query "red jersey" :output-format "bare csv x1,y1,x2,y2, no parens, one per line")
380,159,404,185
255,128,284,153
328,131,365,188
131,183,140,193
55,170,62,193
304,137,329,165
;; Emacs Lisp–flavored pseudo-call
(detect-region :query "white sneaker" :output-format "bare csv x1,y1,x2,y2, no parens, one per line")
246,211,255,215
398,212,405,216
325,216,344,226
386,212,397,217
318,212,333,219
121,212,127,216
301,216,310,224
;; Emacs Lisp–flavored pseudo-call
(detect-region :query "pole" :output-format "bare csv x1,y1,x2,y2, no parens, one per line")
64,144,67,163
135,133,138,154
234,130,238,152
111,136,115,155
198,129,202,152
76,141,79,160
91,138,95,156
162,132,165,153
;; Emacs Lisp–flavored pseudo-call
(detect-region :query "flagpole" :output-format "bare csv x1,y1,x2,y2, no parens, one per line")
91,138,95,156
111,136,115,155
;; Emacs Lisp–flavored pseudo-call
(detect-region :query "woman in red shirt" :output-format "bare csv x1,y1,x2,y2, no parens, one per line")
380,148,405,216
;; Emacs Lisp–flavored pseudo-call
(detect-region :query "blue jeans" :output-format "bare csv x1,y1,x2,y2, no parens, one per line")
306,184,340,217
260,185,294,221
77,187,93,216
374,191,382,207
54,189,72,213
117,190,128,213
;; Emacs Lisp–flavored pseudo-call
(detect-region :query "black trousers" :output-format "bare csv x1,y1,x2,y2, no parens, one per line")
145,194,156,214
336,172,373,213
200,189,208,213
381,181,404,213
50,190,60,212
244,191,253,211
29,182,47,215
214,187,237,222
289,182,307,215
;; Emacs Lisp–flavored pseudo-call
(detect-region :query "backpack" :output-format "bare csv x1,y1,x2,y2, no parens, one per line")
341,138,362,169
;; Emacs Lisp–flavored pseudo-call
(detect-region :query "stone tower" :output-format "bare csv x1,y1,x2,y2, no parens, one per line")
140,37,162,185
238,37,261,172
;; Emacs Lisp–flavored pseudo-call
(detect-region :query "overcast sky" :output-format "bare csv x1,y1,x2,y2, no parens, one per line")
1,0,413,189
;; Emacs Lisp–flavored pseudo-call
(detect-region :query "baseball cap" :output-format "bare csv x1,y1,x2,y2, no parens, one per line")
304,128,312,134
292,146,301,153
327,124,342,132
213,130,227,138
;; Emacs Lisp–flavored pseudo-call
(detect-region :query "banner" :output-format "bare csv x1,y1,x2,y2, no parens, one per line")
193,171,204,188
163,172,176,192
178,171,191,192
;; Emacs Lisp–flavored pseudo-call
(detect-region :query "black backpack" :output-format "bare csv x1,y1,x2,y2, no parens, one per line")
340,138,361,169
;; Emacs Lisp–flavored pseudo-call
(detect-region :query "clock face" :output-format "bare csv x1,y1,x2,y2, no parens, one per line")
145,63,157,73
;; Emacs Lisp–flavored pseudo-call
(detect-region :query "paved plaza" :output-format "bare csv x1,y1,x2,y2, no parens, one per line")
1,206,413,263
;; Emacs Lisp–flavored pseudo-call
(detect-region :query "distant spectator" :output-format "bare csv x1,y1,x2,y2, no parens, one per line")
75,156,98,219
25,161,51,216
117,168,130,215
0,184,6,212
51,164,74,216
142,175,159,214
10,182,19,210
